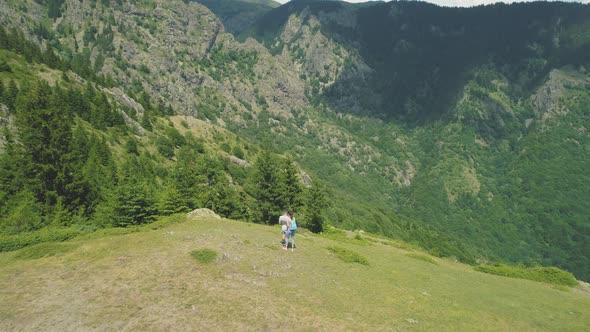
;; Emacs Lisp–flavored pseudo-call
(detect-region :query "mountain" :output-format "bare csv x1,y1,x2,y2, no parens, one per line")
0,0,589,283
1,215,588,330
251,0,590,121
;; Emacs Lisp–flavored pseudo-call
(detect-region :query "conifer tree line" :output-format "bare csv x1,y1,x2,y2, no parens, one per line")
0,76,327,235
0,78,328,234
247,150,327,231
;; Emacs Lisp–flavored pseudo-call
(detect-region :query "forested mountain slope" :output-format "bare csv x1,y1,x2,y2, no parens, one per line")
0,0,589,281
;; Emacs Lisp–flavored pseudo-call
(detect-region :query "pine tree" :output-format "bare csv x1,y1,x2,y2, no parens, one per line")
248,150,283,224
198,157,242,218
0,134,34,209
111,158,157,227
280,157,304,211
15,82,74,207
50,196,71,226
79,136,116,215
91,188,116,228
112,180,156,227
0,26,8,49
1,189,43,234
5,80,19,110
305,182,329,233
158,183,188,215
172,146,201,209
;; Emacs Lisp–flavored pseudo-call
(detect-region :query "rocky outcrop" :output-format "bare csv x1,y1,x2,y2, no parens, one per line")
187,208,221,219
229,156,250,168
531,68,590,123
0,104,11,150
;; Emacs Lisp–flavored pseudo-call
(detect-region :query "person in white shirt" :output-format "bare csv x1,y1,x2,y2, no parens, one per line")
278,210,291,250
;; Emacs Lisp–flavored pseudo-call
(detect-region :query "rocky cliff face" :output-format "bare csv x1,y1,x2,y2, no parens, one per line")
0,0,310,125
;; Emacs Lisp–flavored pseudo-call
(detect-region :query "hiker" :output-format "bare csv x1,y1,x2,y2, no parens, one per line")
287,210,297,251
278,210,291,249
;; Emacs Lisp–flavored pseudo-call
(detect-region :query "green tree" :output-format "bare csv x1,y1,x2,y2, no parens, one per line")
111,159,157,227
156,136,174,158
1,189,43,234
305,182,329,233
280,157,304,211
0,131,32,202
197,157,242,218
232,145,244,159
14,82,80,209
125,137,139,155
0,59,11,73
4,80,19,110
158,183,189,215
248,150,283,224
81,135,117,214
47,0,65,19
171,146,201,209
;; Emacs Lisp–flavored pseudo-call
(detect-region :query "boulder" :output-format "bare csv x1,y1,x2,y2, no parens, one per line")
229,156,250,168
187,208,221,219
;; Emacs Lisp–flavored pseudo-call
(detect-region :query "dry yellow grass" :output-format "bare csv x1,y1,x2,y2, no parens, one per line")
1,216,589,331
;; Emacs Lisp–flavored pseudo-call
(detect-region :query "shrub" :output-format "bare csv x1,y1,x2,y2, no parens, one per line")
1,189,44,234
156,136,175,158
14,242,77,260
474,264,578,287
190,248,218,264
321,227,370,246
0,60,12,72
0,228,82,252
220,142,231,153
148,214,186,230
74,226,141,240
232,145,244,159
326,246,369,265
406,253,438,265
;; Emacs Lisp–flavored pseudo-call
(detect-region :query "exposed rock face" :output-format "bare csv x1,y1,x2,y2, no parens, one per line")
300,170,312,187
531,68,590,124
0,104,11,150
276,10,375,114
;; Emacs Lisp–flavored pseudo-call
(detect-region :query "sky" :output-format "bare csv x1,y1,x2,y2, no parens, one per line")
274,0,589,8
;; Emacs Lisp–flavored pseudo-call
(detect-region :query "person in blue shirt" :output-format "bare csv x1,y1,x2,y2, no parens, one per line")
287,210,297,251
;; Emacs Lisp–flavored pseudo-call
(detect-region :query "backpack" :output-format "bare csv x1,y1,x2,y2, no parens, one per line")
290,218,297,231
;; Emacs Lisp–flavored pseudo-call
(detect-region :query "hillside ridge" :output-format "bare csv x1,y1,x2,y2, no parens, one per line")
1,215,589,330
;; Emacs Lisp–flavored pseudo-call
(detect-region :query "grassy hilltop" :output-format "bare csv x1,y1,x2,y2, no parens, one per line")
1,215,589,331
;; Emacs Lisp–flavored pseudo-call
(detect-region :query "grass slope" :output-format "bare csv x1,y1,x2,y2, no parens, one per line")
0,216,589,330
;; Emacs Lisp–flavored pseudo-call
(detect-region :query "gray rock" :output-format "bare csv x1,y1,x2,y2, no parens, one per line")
187,208,221,219
229,156,250,168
